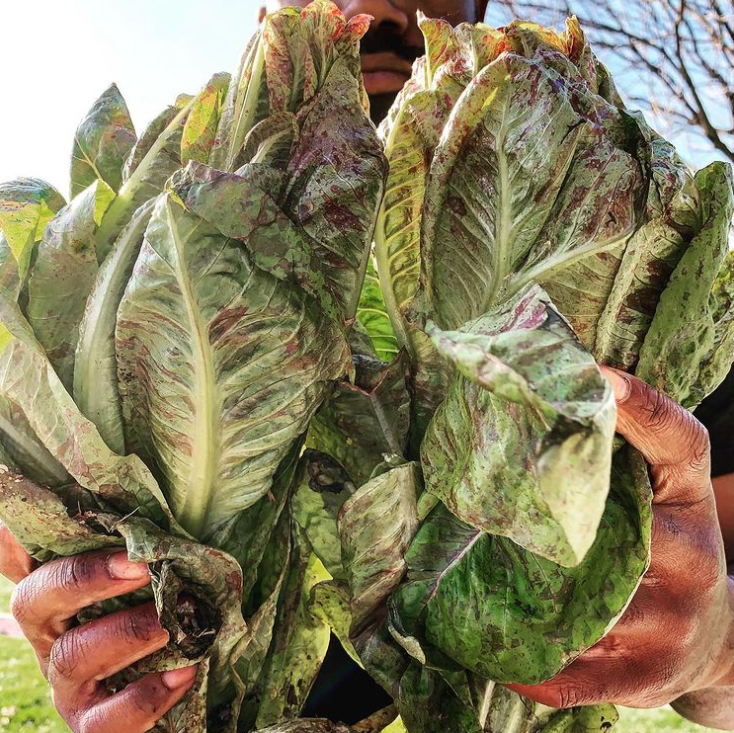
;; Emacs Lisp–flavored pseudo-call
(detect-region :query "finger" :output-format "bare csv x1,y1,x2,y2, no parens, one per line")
11,549,150,661
48,603,169,695
78,666,198,733
506,656,637,708
0,521,35,584
602,367,712,506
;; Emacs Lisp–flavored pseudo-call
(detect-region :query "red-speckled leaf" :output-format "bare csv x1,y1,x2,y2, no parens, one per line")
71,84,137,198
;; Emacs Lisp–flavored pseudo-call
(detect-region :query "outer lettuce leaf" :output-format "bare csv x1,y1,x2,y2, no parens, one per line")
181,73,231,166
307,354,411,489
292,450,354,580
115,190,348,540
636,162,734,407
74,199,156,453
253,532,331,729
309,580,361,666
70,84,137,198
122,102,184,183
421,286,616,566
94,94,195,261
26,179,116,389
0,295,267,733
0,177,66,280
388,447,651,685
338,462,420,635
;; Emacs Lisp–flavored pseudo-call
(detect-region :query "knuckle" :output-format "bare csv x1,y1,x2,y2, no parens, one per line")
556,686,587,709
122,605,162,644
10,577,36,626
126,677,171,722
54,554,96,594
49,630,86,682
641,388,671,431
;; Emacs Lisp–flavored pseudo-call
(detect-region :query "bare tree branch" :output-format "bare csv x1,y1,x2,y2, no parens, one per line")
486,0,734,162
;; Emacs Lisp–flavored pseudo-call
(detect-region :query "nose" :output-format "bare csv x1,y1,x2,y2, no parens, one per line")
341,0,411,35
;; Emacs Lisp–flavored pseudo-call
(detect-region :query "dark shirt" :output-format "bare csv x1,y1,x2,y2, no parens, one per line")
696,367,734,478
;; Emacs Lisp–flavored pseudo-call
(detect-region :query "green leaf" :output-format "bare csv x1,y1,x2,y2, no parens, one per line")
421,285,616,567
94,94,194,262
338,462,420,634
26,179,116,390
74,199,156,454
0,294,174,527
254,531,331,729
122,104,181,184
292,449,354,580
309,580,362,666
0,178,66,280
181,73,231,166
389,446,651,685
115,192,348,540
356,258,399,362
636,161,734,407
70,84,137,199
307,354,411,489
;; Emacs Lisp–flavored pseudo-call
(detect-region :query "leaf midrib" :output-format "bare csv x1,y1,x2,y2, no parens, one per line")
165,200,219,538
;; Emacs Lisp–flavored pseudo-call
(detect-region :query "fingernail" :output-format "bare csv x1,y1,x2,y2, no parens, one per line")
604,368,631,403
107,551,150,581
162,665,198,690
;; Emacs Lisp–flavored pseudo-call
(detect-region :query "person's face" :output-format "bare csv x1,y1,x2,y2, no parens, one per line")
261,1,487,121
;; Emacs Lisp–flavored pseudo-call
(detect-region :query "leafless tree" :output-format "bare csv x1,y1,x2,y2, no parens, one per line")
486,0,734,163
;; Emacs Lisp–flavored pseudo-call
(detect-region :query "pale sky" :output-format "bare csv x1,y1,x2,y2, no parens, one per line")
0,0,260,198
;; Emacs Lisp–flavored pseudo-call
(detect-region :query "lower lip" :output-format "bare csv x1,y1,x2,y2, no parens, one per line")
362,70,409,95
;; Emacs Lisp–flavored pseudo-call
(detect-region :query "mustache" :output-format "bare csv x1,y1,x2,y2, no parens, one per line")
359,28,424,63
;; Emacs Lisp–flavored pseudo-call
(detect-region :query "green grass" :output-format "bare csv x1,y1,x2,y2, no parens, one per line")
0,576,722,732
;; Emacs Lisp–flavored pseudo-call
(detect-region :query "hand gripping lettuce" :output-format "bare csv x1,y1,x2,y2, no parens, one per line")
371,13,734,731
0,3,385,731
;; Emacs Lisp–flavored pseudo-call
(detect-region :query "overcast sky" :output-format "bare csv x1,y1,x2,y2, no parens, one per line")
0,0,260,198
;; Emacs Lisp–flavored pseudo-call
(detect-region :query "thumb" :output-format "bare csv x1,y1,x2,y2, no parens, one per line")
0,520,35,584
601,367,712,506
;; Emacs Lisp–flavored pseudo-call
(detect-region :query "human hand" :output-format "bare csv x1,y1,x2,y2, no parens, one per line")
0,526,197,733
508,367,734,727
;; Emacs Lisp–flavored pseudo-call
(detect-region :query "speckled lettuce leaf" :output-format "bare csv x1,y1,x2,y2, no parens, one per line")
26,179,116,390
0,295,174,526
0,177,66,281
94,93,194,261
307,354,411,489
70,84,137,198
292,449,354,580
122,102,183,184
637,162,734,407
310,580,361,666
338,462,420,635
421,54,638,330
73,198,156,454
210,0,370,173
115,190,349,541
179,37,386,325
354,620,618,733
421,285,616,567
254,528,331,729
255,722,352,733
181,73,231,166
388,446,651,685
